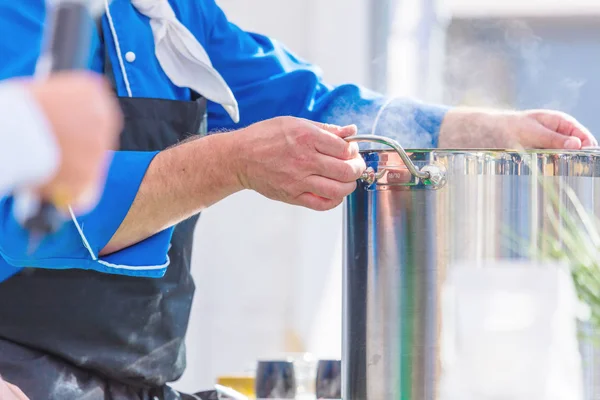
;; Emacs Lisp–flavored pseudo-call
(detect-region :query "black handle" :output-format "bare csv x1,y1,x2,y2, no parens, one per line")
22,201,65,234
45,2,94,72
22,1,93,237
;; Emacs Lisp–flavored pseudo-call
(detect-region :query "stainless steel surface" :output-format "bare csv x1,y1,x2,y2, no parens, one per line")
343,148,600,400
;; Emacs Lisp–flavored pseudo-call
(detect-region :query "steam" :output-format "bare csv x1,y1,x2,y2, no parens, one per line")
444,19,585,113
315,17,590,152
323,91,440,149
503,20,546,83
542,78,586,111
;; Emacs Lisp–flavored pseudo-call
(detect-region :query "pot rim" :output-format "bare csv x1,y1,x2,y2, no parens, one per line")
360,148,600,155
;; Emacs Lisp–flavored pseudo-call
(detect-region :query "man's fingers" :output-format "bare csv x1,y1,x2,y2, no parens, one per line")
527,110,597,147
332,124,358,139
311,130,360,160
294,120,360,159
308,121,358,137
313,154,366,183
300,175,357,201
295,192,343,212
536,129,582,150
548,114,594,146
521,125,582,150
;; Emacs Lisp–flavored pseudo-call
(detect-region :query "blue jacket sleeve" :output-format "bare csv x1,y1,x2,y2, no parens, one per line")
0,151,173,279
190,0,450,148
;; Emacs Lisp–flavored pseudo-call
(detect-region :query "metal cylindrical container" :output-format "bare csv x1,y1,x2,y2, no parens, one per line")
342,137,600,400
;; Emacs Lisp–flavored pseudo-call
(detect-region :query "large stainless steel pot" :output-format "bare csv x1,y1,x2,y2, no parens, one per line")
342,136,600,400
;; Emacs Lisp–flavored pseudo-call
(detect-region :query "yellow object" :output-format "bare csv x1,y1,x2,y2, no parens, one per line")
284,327,305,353
49,186,73,210
217,376,255,398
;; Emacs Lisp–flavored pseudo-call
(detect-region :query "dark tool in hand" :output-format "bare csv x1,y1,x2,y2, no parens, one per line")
14,0,103,253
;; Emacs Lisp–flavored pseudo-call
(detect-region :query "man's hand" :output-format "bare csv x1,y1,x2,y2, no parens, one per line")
27,72,122,212
100,117,365,254
232,117,366,211
438,108,597,149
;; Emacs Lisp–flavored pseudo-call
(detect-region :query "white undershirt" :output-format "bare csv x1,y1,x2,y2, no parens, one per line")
0,82,60,197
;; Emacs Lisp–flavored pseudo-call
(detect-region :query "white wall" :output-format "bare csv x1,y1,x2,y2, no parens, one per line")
173,0,372,392
449,0,600,18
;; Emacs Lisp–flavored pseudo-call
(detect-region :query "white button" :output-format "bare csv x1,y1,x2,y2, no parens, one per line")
125,51,136,62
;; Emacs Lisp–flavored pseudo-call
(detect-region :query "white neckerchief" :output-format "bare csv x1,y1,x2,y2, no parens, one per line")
129,0,240,123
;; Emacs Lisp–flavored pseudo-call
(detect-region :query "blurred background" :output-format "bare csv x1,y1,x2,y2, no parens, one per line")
174,0,600,391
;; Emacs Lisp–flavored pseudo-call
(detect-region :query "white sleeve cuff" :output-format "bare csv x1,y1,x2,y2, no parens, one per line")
0,81,60,196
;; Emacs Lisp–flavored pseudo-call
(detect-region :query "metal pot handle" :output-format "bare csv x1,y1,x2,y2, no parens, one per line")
345,135,445,186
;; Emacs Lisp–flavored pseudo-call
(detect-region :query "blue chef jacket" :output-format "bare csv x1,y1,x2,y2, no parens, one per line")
0,0,449,279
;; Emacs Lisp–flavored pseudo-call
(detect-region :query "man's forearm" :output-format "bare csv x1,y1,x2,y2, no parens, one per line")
99,131,243,256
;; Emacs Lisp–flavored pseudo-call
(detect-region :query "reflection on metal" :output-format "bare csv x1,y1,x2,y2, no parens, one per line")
343,148,600,400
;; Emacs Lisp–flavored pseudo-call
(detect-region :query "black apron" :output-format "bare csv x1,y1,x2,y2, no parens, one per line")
0,19,206,400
